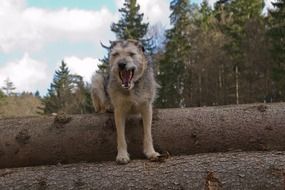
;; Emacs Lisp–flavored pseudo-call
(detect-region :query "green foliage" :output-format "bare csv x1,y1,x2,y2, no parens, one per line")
199,1,213,31
156,0,193,108
223,0,264,60
43,61,72,113
111,0,153,52
34,90,41,98
98,0,153,74
188,1,229,106
43,61,94,114
154,0,278,107
0,89,5,99
267,0,285,99
212,0,268,104
97,0,283,108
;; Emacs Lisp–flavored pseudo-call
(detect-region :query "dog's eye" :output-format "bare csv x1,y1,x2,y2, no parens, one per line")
129,52,136,57
112,52,119,57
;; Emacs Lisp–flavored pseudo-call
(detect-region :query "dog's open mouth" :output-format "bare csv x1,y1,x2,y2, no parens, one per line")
119,69,134,89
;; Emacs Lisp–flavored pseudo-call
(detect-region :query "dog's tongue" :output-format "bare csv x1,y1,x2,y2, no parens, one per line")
122,70,131,87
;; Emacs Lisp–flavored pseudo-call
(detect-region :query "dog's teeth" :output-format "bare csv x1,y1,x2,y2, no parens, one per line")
122,83,128,88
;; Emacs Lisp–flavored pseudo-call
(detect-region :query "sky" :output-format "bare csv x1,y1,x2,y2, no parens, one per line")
0,0,275,96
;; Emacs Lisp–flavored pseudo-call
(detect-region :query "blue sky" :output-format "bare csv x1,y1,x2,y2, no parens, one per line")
27,0,117,11
26,0,201,10
0,0,173,95
0,0,274,95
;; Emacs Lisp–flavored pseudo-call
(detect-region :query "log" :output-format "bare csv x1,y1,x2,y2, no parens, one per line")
0,103,285,169
0,152,285,190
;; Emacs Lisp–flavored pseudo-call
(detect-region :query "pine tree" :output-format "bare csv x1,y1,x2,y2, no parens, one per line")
220,0,264,104
43,61,94,114
156,0,192,108
190,1,227,106
268,0,285,100
34,90,41,98
199,0,213,31
111,0,153,52
98,0,153,74
2,78,16,96
43,61,73,113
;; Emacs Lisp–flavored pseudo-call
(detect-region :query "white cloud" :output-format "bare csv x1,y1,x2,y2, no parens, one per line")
0,0,277,95
207,0,217,6
0,53,50,93
201,0,276,10
115,0,275,27
0,0,26,11
63,56,101,82
265,0,277,10
138,0,170,27
115,0,170,27
0,0,172,54
0,54,100,94
0,0,115,53
0,0,276,54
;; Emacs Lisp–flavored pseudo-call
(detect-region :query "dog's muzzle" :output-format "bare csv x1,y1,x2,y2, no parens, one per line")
117,59,136,89
119,68,135,89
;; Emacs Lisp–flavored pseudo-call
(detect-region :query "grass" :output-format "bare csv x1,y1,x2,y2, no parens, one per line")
0,95,43,118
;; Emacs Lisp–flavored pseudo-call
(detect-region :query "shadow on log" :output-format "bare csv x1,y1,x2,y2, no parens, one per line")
0,103,285,168
0,152,285,190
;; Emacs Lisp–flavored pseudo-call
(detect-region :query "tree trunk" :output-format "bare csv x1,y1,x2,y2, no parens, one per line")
235,65,240,104
0,152,285,190
0,103,285,169
199,72,202,106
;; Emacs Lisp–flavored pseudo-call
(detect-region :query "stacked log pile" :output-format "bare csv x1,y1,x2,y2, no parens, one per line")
0,103,285,189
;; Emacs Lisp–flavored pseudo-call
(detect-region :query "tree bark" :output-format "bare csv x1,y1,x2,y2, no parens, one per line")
0,103,285,169
0,152,285,190
235,65,240,104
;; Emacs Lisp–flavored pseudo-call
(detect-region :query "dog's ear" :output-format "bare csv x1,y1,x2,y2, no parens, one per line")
101,41,119,50
127,39,145,53
110,40,118,49
110,40,123,49
134,41,145,53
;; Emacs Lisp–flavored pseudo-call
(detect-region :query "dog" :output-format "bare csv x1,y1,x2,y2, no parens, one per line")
91,39,160,164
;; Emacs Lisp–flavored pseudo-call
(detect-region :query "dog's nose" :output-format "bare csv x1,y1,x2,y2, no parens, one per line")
118,61,126,70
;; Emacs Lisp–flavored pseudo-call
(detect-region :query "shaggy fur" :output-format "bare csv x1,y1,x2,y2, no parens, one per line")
91,39,159,164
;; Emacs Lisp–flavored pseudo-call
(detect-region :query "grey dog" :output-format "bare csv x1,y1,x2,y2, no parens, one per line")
91,39,160,164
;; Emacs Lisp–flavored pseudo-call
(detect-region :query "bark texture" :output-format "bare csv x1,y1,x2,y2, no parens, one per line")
0,103,285,168
0,152,285,190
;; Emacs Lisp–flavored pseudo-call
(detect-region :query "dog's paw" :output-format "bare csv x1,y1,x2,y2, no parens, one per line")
116,153,130,165
149,152,170,162
145,151,160,160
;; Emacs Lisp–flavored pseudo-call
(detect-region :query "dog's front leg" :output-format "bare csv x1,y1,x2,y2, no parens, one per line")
114,109,130,164
141,103,160,159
